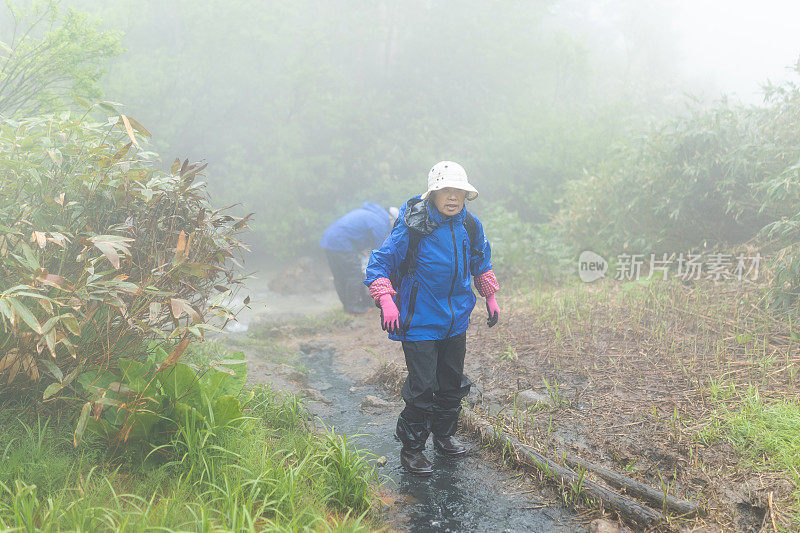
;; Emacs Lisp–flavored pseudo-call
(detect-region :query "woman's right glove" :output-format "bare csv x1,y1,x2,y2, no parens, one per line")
378,294,401,334
485,293,499,327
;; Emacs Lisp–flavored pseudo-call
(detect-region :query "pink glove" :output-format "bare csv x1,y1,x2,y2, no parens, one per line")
485,293,499,327
378,294,401,334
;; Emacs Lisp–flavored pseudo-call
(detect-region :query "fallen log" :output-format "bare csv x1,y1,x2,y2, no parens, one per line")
563,454,702,517
461,407,668,530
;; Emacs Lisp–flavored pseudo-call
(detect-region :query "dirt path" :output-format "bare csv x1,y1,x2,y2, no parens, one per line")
222,265,593,532
222,263,797,531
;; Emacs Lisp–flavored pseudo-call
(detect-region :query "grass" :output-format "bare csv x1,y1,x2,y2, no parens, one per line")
0,383,382,532
483,272,800,529
701,385,800,512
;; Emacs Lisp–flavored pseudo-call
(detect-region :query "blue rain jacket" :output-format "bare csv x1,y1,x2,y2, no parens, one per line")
364,195,493,341
319,202,393,253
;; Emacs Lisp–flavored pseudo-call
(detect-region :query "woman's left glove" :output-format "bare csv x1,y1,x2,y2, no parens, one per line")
485,293,499,327
378,294,401,334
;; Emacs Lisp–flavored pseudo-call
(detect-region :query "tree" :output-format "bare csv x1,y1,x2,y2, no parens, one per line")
0,0,121,116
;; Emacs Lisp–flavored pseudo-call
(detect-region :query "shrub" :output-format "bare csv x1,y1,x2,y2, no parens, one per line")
0,105,248,397
71,344,248,448
480,204,575,284
554,100,773,256
554,65,800,313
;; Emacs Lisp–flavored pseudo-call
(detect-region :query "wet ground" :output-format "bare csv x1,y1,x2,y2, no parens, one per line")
300,346,583,532
227,260,584,531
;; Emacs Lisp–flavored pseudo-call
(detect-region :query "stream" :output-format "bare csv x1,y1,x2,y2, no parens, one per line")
300,346,584,532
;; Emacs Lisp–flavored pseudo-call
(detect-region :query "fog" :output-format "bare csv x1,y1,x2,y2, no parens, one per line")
673,0,800,102
551,0,800,103
37,0,800,261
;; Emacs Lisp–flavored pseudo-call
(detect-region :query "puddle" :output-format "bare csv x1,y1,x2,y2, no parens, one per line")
302,348,584,532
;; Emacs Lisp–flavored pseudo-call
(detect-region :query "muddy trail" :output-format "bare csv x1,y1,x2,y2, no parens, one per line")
296,344,582,532
222,260,798,532
223,264,586,532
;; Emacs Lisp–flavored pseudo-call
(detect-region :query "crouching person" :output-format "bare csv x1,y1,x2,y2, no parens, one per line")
363,161,500,475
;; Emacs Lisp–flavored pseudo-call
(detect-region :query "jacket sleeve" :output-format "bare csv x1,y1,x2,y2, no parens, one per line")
469,215,493,277
364,214,409,288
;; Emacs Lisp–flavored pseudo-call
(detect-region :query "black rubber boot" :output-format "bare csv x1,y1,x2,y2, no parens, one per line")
400,448,434,475
396,407,430,451
433,435,467,455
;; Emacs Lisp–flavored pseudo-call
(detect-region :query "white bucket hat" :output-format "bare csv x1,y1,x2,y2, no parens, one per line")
420,161,478,201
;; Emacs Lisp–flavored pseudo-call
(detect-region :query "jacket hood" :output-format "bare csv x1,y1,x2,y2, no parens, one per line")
403,196,438,235
401,195,466,235
361,201,390,219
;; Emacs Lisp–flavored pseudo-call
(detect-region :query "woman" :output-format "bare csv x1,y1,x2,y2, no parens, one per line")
364,161,500,475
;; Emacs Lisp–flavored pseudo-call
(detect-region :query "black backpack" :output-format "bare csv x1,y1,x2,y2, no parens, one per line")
387,207,481,294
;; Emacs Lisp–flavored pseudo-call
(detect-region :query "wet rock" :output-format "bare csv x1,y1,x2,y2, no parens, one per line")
277,364,306,383
301,388,333,405
361,395,393,411
313,381,332,391
589,518,624,533
514,389,551,408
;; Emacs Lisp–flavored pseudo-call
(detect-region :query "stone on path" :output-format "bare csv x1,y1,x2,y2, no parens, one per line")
360,395,393,411
302,388,333,405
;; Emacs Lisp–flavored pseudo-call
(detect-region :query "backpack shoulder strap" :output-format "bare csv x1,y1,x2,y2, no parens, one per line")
463,211,478,249
388,208,423,290
463,210,483,259
398,227,422,280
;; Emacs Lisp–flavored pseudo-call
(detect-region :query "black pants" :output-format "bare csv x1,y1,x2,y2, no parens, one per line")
396,332,472,451
324,249,372,314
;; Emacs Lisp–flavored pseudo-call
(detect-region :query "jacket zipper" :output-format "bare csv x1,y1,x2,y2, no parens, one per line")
402,280,419,334
462,239,469,280
445,219,458,337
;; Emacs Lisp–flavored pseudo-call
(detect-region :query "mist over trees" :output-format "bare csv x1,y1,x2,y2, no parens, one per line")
62,0,692,259
0,0,120,115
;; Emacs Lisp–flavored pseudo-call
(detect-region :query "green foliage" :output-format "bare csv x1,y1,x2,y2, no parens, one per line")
556,98,774,255
0,108,247,394
700,385,800,515
480,204,575,284
556,65,800,313
0,0,122,116
0,385,380,531
319,427,376,513
78,0,681,258
72,344,248,448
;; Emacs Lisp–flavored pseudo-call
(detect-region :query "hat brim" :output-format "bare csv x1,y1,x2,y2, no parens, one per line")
420,181,479,201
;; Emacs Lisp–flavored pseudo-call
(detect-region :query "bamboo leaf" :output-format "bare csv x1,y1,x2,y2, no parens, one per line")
93,240,121,269
0,349,21,372
125,115,151,138
43,382,64,400
61,314,81,335
174,230,188,264
170,298,183,319
120,115,140,148
8,298,41,333
149,302,162,324
74,402,92,447
159,336,190,369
